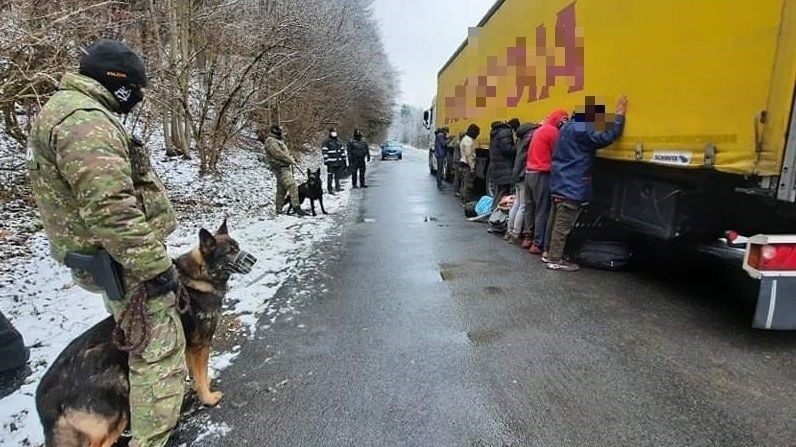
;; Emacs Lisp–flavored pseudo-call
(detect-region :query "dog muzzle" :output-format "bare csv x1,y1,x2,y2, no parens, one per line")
225,251,257,274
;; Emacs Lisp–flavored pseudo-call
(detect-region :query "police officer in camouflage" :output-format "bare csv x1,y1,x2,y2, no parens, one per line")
260,125,306,216
26,40,185,447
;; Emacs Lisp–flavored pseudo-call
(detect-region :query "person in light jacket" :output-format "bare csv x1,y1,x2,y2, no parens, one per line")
458,123,480,202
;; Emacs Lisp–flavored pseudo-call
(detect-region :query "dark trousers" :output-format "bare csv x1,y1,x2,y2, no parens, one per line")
546,197,582,261
436,155,446,188
459,164,474,203
327,165,342,192
452,161,462,194
351,158,366,187
524,171,551,247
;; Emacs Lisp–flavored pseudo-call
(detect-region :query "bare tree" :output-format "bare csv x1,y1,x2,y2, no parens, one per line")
0,0,399,174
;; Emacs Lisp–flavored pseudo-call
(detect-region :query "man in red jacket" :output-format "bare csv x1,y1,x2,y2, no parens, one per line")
522,109,569,255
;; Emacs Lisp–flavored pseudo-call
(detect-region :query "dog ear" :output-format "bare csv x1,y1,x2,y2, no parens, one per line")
199,228,216,253
316,167,321,176
306,168,311,177
217,218,228,235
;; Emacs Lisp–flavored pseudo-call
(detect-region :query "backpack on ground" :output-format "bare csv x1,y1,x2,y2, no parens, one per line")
474,196,493,216
575,240,632,271
0,311,28,373
464,201,478,218
487,208,508,233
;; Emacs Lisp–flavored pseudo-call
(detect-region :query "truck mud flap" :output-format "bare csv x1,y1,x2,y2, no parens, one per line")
752,276,796,330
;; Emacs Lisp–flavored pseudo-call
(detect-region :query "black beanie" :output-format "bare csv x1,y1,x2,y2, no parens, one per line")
507,118,521,131
79,39,148,88
79,40,147,113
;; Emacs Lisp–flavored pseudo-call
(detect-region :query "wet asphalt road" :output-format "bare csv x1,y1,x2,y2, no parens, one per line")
185,148,795,447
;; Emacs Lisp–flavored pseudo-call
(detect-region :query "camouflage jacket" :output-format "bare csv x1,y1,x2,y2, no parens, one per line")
27,73,177,286
263,135,296,170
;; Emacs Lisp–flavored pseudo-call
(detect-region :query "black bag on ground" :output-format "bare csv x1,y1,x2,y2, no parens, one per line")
464,201,478,218
576,240,632,271
0,311,28,373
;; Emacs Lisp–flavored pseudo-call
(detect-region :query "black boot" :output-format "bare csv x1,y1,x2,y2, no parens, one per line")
292,206,308,217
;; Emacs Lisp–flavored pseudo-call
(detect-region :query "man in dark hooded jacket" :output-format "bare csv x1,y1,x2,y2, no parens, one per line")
347,128,370,188
489,118,520,203
434,127,449,190
546,95,628,271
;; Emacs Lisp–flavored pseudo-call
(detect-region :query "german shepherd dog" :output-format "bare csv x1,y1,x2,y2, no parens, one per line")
285,168,327,216
35,220,255,447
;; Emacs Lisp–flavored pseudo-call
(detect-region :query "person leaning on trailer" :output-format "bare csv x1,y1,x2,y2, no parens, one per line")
545,95,628,272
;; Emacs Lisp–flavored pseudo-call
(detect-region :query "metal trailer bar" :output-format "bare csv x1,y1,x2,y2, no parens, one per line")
777,88,796,202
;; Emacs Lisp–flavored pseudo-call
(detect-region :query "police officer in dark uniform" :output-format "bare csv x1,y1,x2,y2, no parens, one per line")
322,127,346,194
346,129,370,188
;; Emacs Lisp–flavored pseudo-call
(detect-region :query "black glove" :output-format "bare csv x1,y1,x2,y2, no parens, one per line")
144,266,179,297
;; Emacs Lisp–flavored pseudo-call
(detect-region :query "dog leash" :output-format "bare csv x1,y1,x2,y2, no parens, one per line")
111,283,191,355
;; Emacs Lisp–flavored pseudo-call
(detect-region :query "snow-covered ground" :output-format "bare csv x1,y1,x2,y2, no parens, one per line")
0,140,350,446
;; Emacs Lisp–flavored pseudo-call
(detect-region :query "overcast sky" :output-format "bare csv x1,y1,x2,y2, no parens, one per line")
371,0,495,109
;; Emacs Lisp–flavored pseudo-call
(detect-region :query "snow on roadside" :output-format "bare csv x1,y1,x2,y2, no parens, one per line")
0,142,350,447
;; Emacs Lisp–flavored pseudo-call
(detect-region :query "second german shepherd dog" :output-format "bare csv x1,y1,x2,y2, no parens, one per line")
35,220,254,447
285,168,328,216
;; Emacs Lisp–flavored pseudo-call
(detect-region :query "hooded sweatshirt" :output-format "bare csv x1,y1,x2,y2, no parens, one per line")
526,109,568,172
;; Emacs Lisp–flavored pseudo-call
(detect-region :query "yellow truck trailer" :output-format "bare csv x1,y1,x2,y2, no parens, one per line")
428,0,796,329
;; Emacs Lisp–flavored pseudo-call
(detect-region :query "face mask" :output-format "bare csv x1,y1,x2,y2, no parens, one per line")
331,132,338,138
113,84,144,114
224,250,257,274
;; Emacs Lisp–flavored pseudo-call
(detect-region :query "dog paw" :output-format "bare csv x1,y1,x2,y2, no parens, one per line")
200,391,224,406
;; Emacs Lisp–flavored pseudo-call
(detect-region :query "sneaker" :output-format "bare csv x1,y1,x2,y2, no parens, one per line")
327,190,336,195
508,234,520,245
361,184,369,188
529,244,543,255
546,260,580,272
503,232,514,241
520,238,533,249
292,206,308,217
335,187,343,192
540,252,551,263
352,185,359,189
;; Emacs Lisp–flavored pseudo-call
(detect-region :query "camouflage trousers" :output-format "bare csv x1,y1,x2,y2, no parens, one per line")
104,291,186,447
274,167,300,212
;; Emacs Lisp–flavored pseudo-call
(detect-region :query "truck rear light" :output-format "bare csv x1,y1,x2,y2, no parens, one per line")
746,240,796,272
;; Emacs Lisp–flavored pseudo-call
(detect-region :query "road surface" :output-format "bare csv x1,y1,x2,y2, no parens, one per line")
177,147,796,447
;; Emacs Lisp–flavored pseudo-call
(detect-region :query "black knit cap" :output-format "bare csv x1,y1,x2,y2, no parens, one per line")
79,39,148,89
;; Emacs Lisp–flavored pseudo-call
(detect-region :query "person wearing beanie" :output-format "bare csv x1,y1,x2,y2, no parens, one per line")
458,123,480,202
489,118,520,207
27,39,186,446
322,127,346,194
262,124,306,216
347,128,371,188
